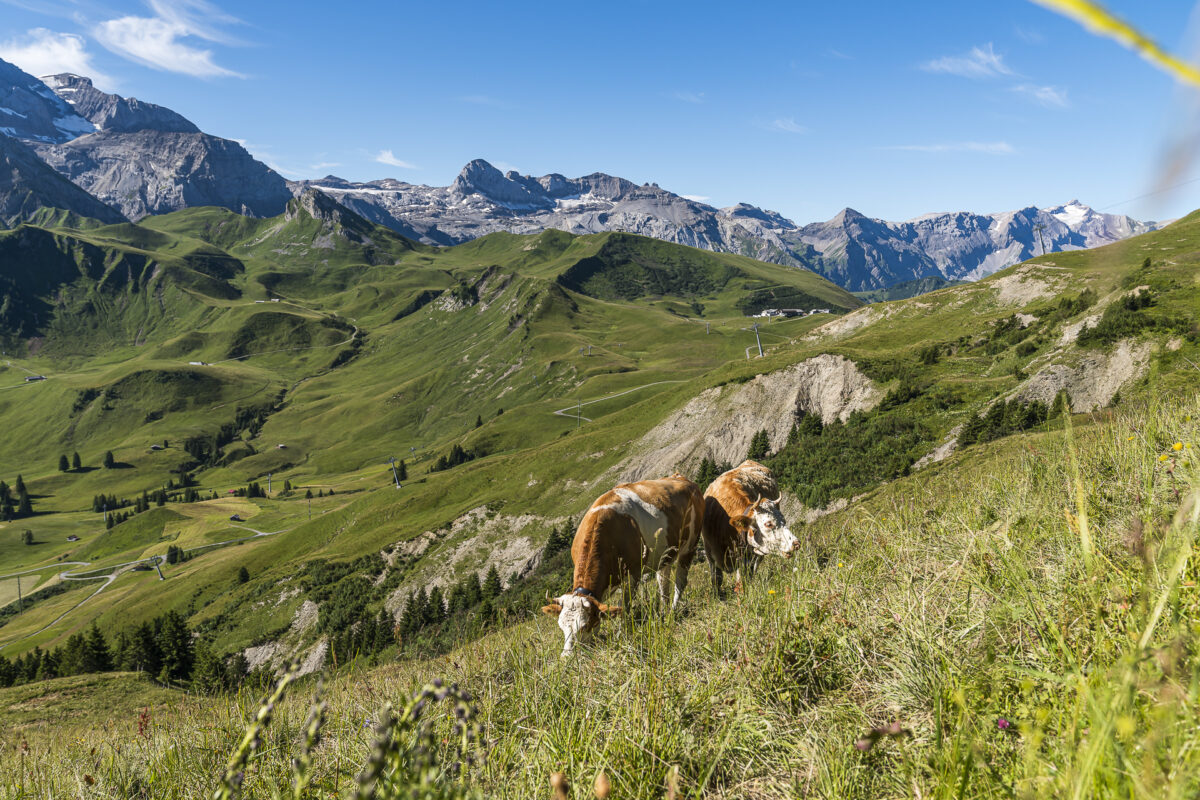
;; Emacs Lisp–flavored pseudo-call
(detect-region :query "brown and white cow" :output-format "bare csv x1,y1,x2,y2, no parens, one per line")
702,460,798,595
541,474,703,655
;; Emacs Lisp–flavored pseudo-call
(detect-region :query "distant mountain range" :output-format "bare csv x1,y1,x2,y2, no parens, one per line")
0,57,1161,291
297,163,1160,291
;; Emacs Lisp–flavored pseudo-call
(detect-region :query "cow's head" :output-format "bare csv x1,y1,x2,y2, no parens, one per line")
729,494,799,557
541,591,622,656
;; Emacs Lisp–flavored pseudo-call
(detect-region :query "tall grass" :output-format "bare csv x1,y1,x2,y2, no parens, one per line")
0,395,1196,798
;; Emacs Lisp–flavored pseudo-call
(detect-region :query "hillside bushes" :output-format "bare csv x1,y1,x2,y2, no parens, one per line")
767,411,935,508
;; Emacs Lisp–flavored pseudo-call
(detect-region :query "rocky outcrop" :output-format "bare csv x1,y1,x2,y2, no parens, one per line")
620,354,880,481
42,73,199,134
383,506,571,617
1014,338,1153,412
34,130,291,219
0,133,125,225
0,58,92,144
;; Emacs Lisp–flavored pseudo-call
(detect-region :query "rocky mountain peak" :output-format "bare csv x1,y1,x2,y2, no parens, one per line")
0,58,93,144
451,159,554,209
287,187,352,223
42,73,199,134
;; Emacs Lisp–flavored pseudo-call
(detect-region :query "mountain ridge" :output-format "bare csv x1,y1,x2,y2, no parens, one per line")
295,161,1160,291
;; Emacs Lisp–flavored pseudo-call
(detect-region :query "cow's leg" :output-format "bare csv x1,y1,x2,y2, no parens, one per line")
672,533,699,608
710,562,724,598
655,566,672,608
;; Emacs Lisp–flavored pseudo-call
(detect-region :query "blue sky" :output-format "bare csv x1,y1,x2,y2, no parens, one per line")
1,0,1198,223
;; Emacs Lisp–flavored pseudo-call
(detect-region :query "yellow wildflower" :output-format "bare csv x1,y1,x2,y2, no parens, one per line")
1159,454,1170,462
1174,442,1184,451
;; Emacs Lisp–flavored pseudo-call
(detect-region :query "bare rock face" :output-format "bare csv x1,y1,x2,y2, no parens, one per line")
41,73,199,134
1014,339,1153,412
34,130,291,220
0,59,93,144
620,354,880,481
0,134,125,225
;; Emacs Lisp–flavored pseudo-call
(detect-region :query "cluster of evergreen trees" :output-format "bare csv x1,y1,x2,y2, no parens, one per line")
1,475,33,520
56,452,83,472
430,444,478,473
958,399,1053,448
90,479,227,529
329,609,394,665
694,457,732,491
181,401,279,467
164,545,189,564
766,410,933,508
0,611,244,692
233,482,267,498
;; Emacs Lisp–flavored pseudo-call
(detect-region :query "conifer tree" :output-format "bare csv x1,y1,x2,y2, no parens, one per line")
427,586,447,624
82,623,111,673
190,641,226,693
482,565,503,601
103,451,115,469
746,429,771,461
156,611,193,683
72,452,81,470
465,572,483,607
58,455,69,472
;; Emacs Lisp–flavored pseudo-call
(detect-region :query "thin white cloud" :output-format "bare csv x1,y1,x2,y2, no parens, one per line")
1015,26,1045,45
766,117,807,134
1011,83,1069,108
309,161,340,172
375,149,417,169
0,28,115,88
672,90,705,104
826,47,852,60
682,194,710,202
93,0,243,78
884,141,1015,155
921,43,1014,79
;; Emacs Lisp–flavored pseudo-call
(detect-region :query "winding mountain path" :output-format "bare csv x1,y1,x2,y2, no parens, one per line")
0,523,291,651
552,380,685,423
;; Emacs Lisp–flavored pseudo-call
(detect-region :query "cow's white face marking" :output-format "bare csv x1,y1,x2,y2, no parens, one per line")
555,594,596,656
745,500,798,557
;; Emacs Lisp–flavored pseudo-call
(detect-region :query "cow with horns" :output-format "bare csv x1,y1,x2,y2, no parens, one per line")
702,460,799,596
542,474,704,656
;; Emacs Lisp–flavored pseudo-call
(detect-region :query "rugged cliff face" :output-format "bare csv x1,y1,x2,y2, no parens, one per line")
619,354,881,482
34,130,291,220
41,74,200,134
0,134,126,226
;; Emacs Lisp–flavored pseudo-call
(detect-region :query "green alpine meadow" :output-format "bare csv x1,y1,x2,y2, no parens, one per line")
1,2,1199,798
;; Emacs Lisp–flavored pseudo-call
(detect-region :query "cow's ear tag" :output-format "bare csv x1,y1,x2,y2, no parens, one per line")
582,599,591,608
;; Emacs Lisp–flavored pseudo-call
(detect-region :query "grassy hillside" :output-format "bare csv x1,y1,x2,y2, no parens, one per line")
1,336,1195,799
0,195,861,661
0,195,1197,798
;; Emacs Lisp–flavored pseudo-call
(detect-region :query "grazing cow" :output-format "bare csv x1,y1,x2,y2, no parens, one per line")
541,474,703,655
702,460,798,595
